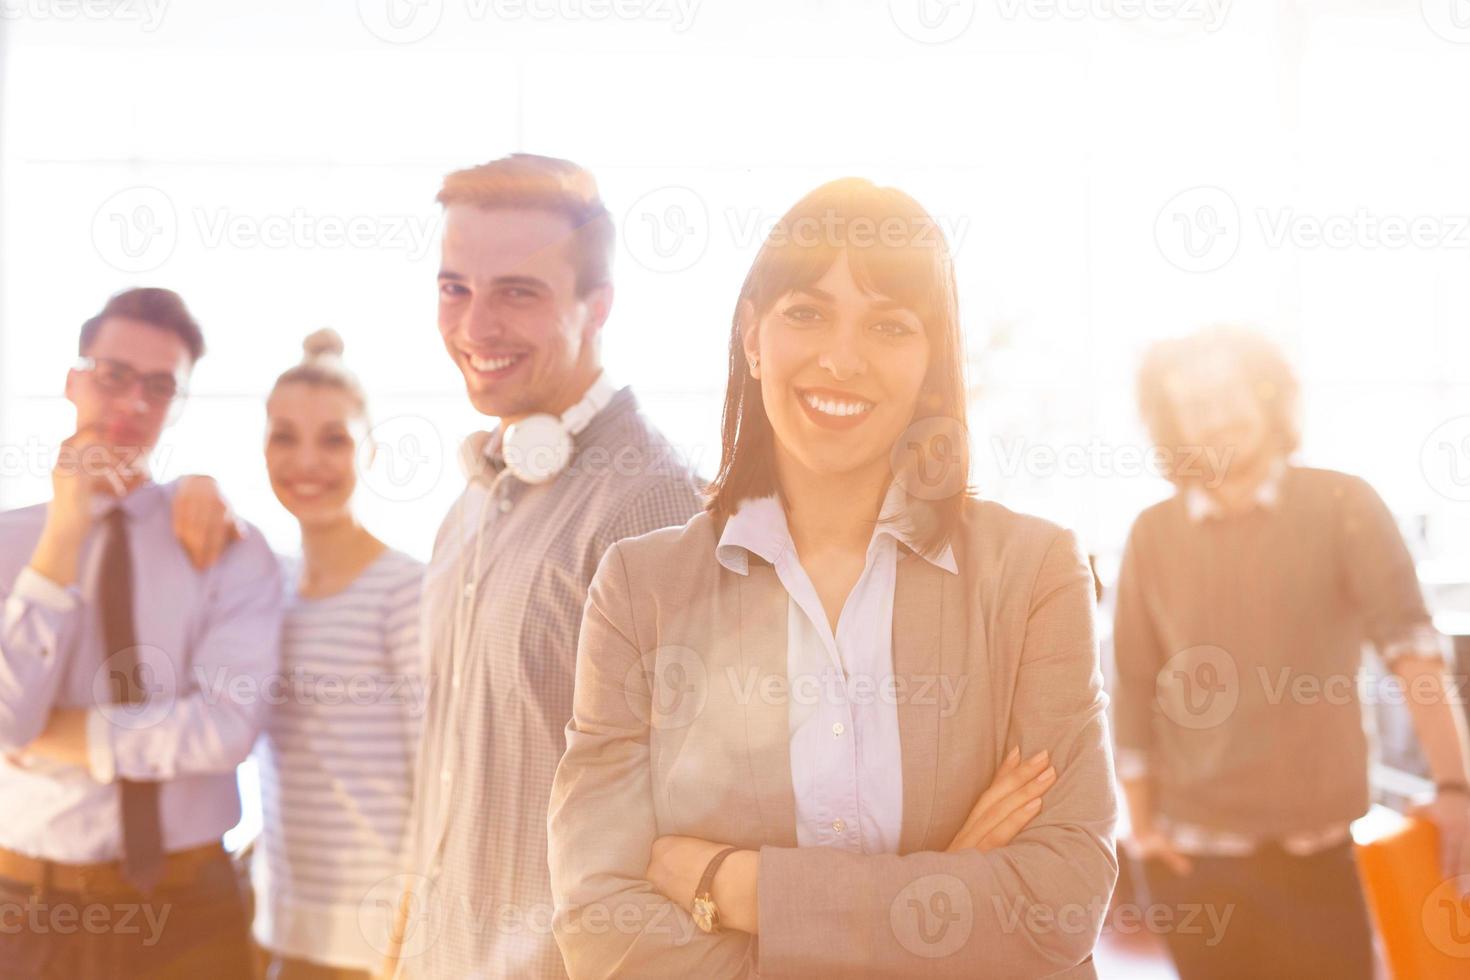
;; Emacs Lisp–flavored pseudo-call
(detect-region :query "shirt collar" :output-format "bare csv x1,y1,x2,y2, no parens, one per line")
1184,459,1287,523
716,481,958,576
91,479,166,522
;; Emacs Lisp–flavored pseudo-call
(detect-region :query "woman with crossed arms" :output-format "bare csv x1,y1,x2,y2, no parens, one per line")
548,178,1117,979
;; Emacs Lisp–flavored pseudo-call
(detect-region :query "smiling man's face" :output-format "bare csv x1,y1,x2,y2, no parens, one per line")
436,204,610,423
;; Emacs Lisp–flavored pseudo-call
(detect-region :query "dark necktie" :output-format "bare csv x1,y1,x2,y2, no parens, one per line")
100,508,165,893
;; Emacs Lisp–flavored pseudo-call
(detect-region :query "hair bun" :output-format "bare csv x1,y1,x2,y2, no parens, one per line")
302,328,345,362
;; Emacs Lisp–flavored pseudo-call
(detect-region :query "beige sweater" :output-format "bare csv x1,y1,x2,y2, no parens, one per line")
1112,465,1440,837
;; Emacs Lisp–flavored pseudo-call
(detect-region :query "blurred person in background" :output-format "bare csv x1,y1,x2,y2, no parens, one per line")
0,287,282,979
247,330,424,980
1113,325,1470,979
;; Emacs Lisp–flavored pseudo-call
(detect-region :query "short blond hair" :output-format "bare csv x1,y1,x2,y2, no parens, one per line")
1137,325,1301,484
436,153,614,295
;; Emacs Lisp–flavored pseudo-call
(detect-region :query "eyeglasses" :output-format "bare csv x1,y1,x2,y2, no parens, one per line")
75,356,187,406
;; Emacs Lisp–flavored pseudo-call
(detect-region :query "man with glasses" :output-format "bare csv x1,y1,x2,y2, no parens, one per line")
0,287,283,979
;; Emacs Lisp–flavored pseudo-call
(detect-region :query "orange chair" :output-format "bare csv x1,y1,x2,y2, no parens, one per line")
1355,810,1470,978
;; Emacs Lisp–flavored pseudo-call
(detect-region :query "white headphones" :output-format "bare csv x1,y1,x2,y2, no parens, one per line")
498,372,619,484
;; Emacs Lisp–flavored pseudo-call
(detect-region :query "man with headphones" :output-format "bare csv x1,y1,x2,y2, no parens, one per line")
382,154,703,980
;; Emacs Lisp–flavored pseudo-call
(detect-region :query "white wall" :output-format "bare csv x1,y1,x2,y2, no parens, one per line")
2,0,1469,564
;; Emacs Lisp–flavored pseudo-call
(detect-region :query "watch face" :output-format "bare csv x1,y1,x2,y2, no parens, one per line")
692,896,717,933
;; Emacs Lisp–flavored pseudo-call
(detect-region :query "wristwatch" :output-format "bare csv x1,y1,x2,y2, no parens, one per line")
691,846,741,934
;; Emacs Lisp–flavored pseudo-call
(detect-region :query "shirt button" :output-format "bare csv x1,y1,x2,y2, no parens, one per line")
498,498,513,513
452,674,462,690
441,768,452,783
832,819,845,833
832,722,845,737
462,582,475,599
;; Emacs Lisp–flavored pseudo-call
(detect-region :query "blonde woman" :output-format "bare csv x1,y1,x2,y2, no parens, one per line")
250,331,424,979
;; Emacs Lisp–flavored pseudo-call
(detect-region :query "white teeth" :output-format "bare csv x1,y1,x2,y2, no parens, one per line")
803,392,874,417
469,353,522,372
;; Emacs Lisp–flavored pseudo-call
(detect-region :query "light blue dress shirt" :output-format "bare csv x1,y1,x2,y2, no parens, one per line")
715,482,958,855
0,480,283,863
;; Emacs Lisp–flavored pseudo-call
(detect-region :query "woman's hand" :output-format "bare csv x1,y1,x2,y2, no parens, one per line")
172,475,242,570
946,746,1056,852
646,835,726,908
646,835,760,934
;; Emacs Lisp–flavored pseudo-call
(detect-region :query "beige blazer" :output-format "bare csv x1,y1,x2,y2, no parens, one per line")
548,497,1118,979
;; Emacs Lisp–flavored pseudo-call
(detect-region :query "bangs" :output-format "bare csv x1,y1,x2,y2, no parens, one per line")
741,186,955,327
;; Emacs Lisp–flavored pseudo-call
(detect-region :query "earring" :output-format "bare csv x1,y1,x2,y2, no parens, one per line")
748,355,760,376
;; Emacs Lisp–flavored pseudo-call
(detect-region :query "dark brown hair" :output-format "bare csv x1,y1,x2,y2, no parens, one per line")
436,153,614,296
703,178,970,557
1137,324,1301,484
80,287,205,363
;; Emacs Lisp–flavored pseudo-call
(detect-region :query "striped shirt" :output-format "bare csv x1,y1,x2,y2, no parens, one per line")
401,386,702,980
251,548,425,972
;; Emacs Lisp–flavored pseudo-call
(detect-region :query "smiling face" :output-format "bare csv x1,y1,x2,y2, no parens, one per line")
437,204,611,423
743,250,932,484
264,383,365,527
1162,355,1273,480
66,316,192,455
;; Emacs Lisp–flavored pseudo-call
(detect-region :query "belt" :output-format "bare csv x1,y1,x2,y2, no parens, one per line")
0,841,225,897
